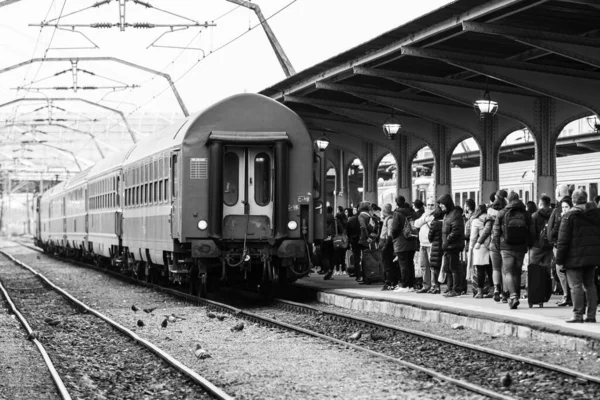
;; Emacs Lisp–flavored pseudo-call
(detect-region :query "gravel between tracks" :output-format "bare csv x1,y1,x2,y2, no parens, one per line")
0,260,213,400
0,290,60,400
0,243,484,400
241,302,600,399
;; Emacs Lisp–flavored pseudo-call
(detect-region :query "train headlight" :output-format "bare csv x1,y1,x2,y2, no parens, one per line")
288,221,298,231
197,220,208,231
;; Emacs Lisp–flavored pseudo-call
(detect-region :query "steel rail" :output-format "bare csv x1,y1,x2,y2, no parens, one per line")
273,298,600,385
13,242,514,400
0,249,234,400
0,277,72,400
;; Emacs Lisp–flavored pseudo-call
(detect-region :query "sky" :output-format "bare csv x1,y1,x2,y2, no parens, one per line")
0,0,455,116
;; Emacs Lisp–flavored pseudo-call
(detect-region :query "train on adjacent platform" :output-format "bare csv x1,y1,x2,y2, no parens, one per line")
34,93,327,296
379,152,600,207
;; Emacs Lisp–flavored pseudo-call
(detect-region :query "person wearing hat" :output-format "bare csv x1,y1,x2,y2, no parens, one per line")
380,203,399,290
556,189,600,323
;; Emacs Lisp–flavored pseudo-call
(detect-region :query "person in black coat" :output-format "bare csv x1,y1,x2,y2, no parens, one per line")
437,194,465,297
556,190,600,323
427,206,444,294
548,184,573,306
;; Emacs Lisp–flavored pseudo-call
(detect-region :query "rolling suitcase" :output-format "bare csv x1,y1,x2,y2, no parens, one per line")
527,263,552,308
361,244,384,284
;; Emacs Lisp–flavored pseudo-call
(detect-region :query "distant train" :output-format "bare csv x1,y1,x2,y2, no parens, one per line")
379,152,600,207
34,93,326,296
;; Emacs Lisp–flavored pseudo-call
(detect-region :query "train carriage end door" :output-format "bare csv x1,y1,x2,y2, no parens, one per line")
170,150,181,239
222,146,274,236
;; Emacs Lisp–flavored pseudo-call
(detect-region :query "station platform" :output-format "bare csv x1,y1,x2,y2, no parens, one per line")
291,275,600,351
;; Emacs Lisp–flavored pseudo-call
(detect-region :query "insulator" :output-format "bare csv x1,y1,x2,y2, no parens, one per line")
82,86,97,90
132,22,154,29
93,0,111,7
54,87,68,90
91,23,113,29
132,0,152,8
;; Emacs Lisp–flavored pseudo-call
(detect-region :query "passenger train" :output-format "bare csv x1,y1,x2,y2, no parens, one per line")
34,93,327,296
379,152,600,207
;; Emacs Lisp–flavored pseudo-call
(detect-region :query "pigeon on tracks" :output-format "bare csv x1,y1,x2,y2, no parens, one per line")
206,311,216,319
230,322,244,332
137,320,145,327
143,307,157,314
131,305,139,312
194,344,211,360
501,373,512,387
161,318,168,328
216,314,227,321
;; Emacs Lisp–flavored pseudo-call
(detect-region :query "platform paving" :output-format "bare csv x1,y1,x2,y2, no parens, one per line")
293,275,600,351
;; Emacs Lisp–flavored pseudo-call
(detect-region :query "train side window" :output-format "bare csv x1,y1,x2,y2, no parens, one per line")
461,192,467,207
469,192,475,203
145,184,148,204
223,152,239,206
525,191,530,203
454,193,460,206
153,181,157,203
590,183,598,200
172,154,178,198
158,180,163,202
164,179,169,201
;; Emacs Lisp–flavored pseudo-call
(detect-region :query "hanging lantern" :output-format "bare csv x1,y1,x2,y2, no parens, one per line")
474,90,499,118
314,134,330,151
586,115,600,133
382,115,401,140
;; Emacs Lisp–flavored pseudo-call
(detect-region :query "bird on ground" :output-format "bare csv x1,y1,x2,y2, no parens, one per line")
206,311,216,319
194,344,211,360
216,314,226,321
370,332,385,341
348,331,362,341
143,307,157,314
230,322,244,332
131,305,139,312
161,318,168,328
501,373,512,387
137,320,145,327
167,315,176,323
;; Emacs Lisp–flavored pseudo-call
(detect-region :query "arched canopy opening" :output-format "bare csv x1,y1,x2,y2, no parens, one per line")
450,138,481,207
410,146,434,205
377,153,396,208
347,157,363,209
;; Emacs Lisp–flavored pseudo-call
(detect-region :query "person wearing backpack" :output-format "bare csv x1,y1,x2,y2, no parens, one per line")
548,184,573,307
555,190,600,323
493,191,533,309
529,195,553,269
477,195,507,302
380,203,398,290
354,201,373,283
437,194,465,297
391,196,418,291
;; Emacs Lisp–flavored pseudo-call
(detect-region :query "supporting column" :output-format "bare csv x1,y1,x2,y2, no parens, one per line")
433,124,452,199
363,141,378,204
534,98,557,200
394,135,412,203
480,115,499,201
336,150,349,209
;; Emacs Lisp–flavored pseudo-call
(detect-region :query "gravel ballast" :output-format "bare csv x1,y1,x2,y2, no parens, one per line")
0,242,483,400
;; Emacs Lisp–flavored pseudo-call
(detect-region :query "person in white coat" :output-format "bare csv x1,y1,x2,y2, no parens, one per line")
470,204,493,298
415,198,436,293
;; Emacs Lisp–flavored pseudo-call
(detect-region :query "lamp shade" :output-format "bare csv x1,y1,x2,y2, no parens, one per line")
382,115,401,140
314,135,330,151
474,90,498,118
587,115,600,132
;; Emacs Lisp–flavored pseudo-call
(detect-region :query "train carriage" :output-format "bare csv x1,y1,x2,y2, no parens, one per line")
35,93,325,296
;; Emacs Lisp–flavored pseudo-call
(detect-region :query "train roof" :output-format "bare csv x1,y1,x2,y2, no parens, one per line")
42,180,67,200
64,166,93,190
87,147,133,180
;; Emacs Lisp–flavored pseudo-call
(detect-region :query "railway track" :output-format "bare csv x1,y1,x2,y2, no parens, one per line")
12,240,600,399
0,248,233,400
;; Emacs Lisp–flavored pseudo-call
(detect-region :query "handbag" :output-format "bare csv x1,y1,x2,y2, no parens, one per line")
333,218,348,249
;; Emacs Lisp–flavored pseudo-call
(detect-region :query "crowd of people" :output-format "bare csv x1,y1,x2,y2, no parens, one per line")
315,184,600,323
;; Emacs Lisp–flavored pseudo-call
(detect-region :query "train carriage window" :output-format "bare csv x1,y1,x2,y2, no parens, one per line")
223,152,239,206
254,153,271,206
164,179,169,201
461,192,467,208
525,191,530,203
172,154,179,198
144,184,148,204
519,190,523,200
136,187,140,206
454,193,460,206
153,181,157,203
158,180,163,202
469,192,476,203
590,183,598,200
149,182,154,203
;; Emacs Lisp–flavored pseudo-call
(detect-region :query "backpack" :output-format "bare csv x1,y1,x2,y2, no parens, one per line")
539,223,552,250
346,215,360,240
503,208,528,245
402,216,419,239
